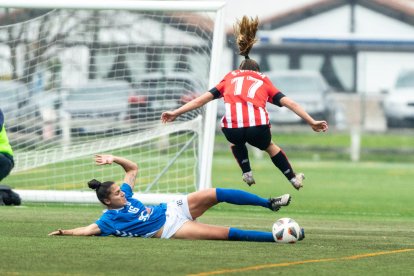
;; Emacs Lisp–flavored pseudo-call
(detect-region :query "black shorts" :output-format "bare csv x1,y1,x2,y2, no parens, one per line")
0,153,14,182
221,125,271,150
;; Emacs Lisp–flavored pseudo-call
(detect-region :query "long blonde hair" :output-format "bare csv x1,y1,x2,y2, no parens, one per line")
234,16,260,71
234,16,259,57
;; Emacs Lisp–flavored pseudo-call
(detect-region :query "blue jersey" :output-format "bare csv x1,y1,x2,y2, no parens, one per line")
95,183,167,237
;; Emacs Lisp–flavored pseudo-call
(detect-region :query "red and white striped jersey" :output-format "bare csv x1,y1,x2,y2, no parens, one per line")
211,70,283,128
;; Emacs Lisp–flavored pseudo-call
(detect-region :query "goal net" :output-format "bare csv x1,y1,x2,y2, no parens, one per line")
0,1,225,204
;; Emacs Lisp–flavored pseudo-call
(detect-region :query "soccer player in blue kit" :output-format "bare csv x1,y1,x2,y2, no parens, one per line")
49,154,304,242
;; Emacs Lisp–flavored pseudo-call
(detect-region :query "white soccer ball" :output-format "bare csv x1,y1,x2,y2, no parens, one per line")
272,217,301,243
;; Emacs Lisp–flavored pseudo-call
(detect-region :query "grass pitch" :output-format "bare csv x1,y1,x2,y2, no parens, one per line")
1,156,413,275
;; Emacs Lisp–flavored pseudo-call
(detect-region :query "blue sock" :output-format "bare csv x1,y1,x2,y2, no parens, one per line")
228,227,274,242
216,188,270,209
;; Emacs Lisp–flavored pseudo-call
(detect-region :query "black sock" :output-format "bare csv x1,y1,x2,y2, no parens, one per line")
271,150,295,180
230,144,251,173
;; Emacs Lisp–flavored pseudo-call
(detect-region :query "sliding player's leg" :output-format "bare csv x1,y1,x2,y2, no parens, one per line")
186,188,291,219
172,220,275,242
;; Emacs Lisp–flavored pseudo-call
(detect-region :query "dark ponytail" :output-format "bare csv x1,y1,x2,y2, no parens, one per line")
88,179,101,190
88,179,114,205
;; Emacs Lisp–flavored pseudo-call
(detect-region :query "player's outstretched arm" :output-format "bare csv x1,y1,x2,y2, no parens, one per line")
280,97,328,132
161,92,214,123
95,154,138,189
48,223,101,236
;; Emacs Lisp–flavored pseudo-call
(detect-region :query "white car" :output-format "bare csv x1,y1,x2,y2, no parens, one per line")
383,69,414,128
265,70,333,124
0,81,44,148
0,80,41,133
61,80,133,135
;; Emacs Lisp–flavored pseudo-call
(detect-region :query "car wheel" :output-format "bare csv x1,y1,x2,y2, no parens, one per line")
386,117,401,128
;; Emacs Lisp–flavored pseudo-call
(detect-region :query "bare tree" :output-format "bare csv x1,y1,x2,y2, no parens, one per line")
1,9,93,85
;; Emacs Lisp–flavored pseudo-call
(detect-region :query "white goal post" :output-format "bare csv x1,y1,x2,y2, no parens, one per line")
0,0,225,204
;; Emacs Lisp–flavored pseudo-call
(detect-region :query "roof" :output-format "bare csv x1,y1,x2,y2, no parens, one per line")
268,0,414,27
226,0,414,34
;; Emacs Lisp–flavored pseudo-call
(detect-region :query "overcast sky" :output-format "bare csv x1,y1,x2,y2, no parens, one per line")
218,0,316,27
195,0,318,28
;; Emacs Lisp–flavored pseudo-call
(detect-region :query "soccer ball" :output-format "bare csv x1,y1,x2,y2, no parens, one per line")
272,217,301,243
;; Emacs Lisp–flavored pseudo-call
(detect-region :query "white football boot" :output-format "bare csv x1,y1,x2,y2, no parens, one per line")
290,173,305,190
268,194,291,212
242,171,256,186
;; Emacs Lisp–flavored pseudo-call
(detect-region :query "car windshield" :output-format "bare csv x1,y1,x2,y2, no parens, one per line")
68,85,130,101
270,75,324,93
395,72,414,88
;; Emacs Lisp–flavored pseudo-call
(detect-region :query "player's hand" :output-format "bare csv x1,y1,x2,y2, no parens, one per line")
161,111,178,123
311,120,328,132
95,154,114,165
48,229,64,236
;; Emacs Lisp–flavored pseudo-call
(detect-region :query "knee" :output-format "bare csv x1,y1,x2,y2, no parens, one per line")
265,143,280,155
265,142,274,152
198,188,218,206
208,188,218,203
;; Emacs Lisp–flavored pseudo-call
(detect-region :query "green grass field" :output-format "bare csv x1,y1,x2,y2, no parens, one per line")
1,139,414,275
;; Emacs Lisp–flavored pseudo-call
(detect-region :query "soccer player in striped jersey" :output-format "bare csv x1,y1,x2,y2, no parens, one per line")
49,154,304,242
161,16,328,190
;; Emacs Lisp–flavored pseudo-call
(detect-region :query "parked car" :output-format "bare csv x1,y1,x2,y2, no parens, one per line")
383,69,414,128
0,80,44,148
265,70,334,124
0,80,41,133
61,80,133,135
128,72,205,123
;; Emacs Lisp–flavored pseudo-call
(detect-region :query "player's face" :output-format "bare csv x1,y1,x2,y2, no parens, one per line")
108,184,126,208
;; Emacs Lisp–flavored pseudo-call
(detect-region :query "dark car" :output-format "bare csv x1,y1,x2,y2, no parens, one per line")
128,72,205,124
